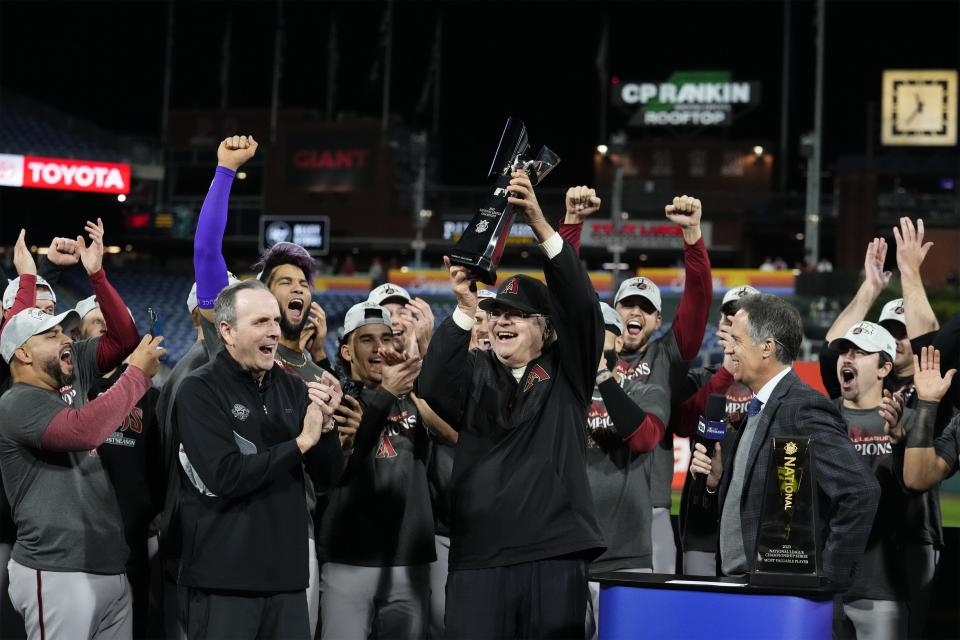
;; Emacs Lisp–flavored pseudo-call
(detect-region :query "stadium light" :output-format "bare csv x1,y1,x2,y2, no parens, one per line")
753,145,764,157
596,144,609,155
116,194,127,203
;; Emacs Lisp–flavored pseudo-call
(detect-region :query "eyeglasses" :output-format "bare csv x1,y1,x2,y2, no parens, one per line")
487,309,547,321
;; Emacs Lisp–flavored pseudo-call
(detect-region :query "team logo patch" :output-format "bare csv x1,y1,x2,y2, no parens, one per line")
523,363,551,393
376,435,398,459
631,278,647,290
895,304,905,315
475,219,489,233
383,285,396,295
735,287,751,298
852,326,863,335
232,403,251,421
502,278,519,295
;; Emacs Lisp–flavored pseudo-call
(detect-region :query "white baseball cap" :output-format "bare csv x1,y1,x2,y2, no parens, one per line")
74,295,99,320
3,276,56,310
614,277,662,312
600,302,623,336
721,285,760,310
368,283,411,306
1,307,80,363
878,298,906,327
829,321,896,361
342,302,393,337
186,273,241,313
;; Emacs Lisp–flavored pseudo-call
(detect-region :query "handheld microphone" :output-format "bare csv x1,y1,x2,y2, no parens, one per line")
693,393,728,504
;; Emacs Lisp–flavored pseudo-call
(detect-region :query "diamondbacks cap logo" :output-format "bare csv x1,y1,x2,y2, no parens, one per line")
383,285,396,295
232,403,251,421
503,278,519,295
852,326,863,335
634,278,647,290
736,287,750,297
475,219,490,233
784,441,798,455
895,304,904,315
523,363,551,393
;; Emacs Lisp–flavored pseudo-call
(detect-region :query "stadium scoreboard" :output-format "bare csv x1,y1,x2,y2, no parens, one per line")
259,215,330,256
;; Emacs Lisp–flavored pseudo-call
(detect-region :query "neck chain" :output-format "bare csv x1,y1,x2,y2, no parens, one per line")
283,350,309,368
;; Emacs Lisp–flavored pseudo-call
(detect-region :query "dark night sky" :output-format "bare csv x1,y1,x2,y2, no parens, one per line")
1,0,959,190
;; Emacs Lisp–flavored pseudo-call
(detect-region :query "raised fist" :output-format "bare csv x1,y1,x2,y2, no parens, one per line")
217,134,258,172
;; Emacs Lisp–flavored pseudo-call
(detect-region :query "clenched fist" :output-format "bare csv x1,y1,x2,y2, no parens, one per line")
218,135,258,172
665,195,703,244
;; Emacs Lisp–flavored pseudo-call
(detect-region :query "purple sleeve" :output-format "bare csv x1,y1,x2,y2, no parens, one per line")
193,166,236,309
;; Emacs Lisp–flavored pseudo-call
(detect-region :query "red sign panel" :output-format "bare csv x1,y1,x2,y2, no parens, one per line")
20,156,130,194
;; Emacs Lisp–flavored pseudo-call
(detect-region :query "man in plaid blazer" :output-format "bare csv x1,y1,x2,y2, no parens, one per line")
691,294,880,586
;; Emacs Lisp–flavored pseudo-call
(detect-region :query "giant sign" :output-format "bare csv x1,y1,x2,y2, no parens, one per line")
0,154,130,194
612,71,760,127
285,130,378,191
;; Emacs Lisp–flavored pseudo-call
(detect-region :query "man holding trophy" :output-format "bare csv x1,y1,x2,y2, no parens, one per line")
419,119,605,636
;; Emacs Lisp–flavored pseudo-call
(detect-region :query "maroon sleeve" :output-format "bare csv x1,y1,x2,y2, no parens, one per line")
0,274,37,337
623,413,666,454
40,366,152,451
89,268,140,373
558,220,583,256
671,238,713,361
673,367,734,438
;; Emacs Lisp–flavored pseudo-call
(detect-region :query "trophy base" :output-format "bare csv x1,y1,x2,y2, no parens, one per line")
448,251,498,286
749,571,830,589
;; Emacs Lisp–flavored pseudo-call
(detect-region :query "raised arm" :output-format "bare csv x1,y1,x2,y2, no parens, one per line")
507,171,603,401
894,217,939,338
825,238,890,342
597,372,665,453
194,135,258,320
666,196,713,360
558,185,602,256
4,230,38,328
898,347,958,491
76,219,140,372
419,257,478,426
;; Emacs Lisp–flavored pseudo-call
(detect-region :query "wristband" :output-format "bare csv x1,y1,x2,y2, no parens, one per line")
906,399,937,448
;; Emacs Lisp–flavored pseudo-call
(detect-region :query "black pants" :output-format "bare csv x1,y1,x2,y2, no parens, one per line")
445,556,589,640
181,587,310,640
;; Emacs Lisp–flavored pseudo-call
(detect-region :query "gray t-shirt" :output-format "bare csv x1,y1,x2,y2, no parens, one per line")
585,382,662,572
0,337,129,574
840,404,911,601
619,333,681,508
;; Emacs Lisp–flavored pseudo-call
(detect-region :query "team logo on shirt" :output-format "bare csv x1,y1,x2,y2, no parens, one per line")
376,435,398,459
522,364,550,393
232,403,251,421
502,278,519,295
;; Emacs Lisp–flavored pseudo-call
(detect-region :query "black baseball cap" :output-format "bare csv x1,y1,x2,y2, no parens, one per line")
478,274,553,316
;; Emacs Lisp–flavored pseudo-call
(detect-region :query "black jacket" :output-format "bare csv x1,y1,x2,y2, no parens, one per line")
175,349,343,592
419,240,605,570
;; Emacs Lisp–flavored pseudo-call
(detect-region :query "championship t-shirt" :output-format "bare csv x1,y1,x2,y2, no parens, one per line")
318,389,435,566
840,403,910,602
585,382,662,572
619,332,684,508
0,337,129,574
